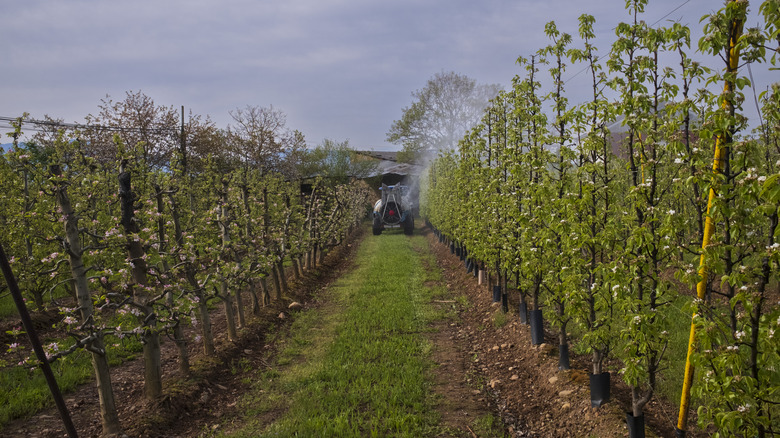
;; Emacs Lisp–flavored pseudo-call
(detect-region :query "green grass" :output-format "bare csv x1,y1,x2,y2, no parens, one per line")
0,296,18,320
225,230,447,437
656,294,698,404
492,309,510,328
471,413,510,437
0,287,72,319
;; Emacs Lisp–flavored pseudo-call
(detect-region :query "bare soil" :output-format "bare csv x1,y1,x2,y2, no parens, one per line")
1,224,708,437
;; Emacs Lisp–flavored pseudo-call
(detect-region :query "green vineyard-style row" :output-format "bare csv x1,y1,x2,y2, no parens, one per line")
421,1,778,437
0,107,371,434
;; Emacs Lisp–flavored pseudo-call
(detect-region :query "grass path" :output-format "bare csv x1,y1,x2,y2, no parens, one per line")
223,231,449,437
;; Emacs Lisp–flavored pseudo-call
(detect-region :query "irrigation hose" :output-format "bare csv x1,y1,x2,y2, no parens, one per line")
675,8,743,436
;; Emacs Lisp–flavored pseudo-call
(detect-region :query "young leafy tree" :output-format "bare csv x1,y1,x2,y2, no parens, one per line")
388,71,501,163
213,170,239,341
117,141,164,400
489,92,515,307
48,135,123,436
689,2,780,436
568,13,620,379
517,55,551,340
608,0,689,421
167,149,219,356
539,20,577,369
505,75,534,321
151,180,190,375
1,120,61,310
302,139,378,184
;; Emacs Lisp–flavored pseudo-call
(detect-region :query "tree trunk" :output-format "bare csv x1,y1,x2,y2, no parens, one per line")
219,179,239,340
558,303,569,370
260,276,271,306
277,260,289,294
118,166,162,401
631,385,652,418
592,350,603,376
292,256,302,279
221,280,237,340
52,165,123,436
168,297,189,375
270,265,282,301
234,286,246,328
196,287,216,355
318,246,326,265
168,191,216,356
248,279,261,315
156,185,189,376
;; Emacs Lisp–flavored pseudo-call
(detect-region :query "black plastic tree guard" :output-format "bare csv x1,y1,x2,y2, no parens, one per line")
518,301,528,324
589,372,610,408
492,285,501,303
558,343,570,370
530,309,544,345
626,412,645,438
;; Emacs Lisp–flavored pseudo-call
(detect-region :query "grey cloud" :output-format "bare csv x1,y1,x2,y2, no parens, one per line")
2,0,775,150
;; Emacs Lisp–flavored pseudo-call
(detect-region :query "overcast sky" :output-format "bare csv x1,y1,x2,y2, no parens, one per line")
1,0,774,151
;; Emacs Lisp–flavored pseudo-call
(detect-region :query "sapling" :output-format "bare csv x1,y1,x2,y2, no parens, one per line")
49,137,122,436
568,13,619,378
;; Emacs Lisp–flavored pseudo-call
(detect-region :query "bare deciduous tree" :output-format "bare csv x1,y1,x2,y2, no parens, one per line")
84,90,179,168
388,71,501,163
227,105,305,176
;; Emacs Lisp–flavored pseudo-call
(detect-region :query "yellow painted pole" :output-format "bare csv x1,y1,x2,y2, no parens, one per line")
675,7,743,436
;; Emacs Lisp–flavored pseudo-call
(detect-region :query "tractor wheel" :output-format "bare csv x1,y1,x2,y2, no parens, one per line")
403,215,414,235
372,217,383,235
